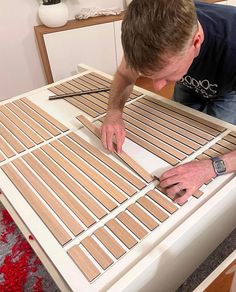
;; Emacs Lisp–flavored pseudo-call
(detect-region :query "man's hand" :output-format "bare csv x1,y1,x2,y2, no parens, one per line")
159,159,216,204
101,109,126,153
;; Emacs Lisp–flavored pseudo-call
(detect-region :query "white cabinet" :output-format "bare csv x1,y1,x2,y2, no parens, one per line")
44,21,122,82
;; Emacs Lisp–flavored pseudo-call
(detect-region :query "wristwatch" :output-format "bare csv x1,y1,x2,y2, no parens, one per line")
211,157,226,176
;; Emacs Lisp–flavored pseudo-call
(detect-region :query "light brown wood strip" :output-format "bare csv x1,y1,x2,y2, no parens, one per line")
72,77,96,90
196,153,211,160
67,79,87,90
0,136,15,158
123,113,193,156
0,151,5,162
126,131,179,166
78,115,153,183
81,236,113,270
13,158,83,236
33,146,116,212
117,211,148,240
48,86,64,95
131,102,209,144
106,219,137,249
193,190,204,199
145,96,225,133
55,84,73,93
21,98,68,132
14,100,60,136
79,75,103,88
147,190,178,214
0,105,43,145
72,96,105,114
90,72,112,85
61,82,79,92
59,136,136,197
94,227,126,259
138,196,169,222
68,132,145,190
204,148,221,158
223,135,236,145
5,102,52,140
229,131,236,138
49,140,127,204
23,153,106,223
125,106,201,150
137,99,214,141
65,97,98,118
217,140,236,151
85,74,110,87
91,92,109,104
1,163,71,245
32,149,97,226
0,112,34,149
68,245,100,282
211,144,231,155
0,124,25,153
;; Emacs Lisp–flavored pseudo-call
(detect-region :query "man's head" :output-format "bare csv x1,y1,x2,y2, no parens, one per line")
122,0,202,90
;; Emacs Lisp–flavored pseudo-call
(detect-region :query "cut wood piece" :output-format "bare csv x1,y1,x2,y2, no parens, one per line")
138,196,169,222
0,151,5,162
85,74,109,87
68,245,100,282
59,136,137,197
48,86,64,95
223,134,236,145
14,100,60,136
23,153,108,223
81,236,113,270
106,219,137,249
117,211,148,240
0,112,34,149
1,163,71,245
193,190,204,199
0,124,25,153
94,227,126,259
67,132,145,190
204,148,221,158
21,98,68,132
65,98,98,118
127,204,159,230
0,105,43,145
0,136,15,158
49,140,127,204
32,149,97,227
12,158,83,236
211,144,231,155
77,115,153,183
217,140,236,151
147,190,178,214
5,102,52,140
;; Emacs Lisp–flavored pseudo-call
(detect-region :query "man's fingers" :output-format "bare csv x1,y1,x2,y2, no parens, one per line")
106,130,115,152
159,175,179,189
174,189,193,204
115,129,126,153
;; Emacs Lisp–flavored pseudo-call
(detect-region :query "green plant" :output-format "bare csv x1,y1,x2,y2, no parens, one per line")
42,0,61,5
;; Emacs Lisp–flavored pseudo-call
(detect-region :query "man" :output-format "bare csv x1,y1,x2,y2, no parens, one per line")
101,0,236,203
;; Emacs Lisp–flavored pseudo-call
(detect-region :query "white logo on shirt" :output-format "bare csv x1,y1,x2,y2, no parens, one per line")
180,75,218,98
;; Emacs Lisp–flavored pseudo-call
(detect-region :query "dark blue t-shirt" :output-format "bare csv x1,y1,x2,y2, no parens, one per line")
179,1,236,98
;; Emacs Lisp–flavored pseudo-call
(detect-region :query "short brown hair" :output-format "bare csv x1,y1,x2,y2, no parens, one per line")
122,0,198,74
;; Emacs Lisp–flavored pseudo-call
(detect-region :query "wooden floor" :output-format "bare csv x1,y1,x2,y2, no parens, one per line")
135,77,175,99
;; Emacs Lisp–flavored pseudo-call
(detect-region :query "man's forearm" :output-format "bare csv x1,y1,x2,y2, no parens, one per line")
221,150,236,174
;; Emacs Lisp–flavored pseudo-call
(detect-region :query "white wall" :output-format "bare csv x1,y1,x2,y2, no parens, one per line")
0,0,126,101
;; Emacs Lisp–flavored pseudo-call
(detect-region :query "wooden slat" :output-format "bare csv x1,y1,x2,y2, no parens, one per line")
211,144,231,155
147,190,178,214
1,163,71,245
0,151,5,162
65,97,98,118
31,149,97,227
106,219,137,249
59,136,137,197
21,98,68,132
13,158,83,236
223,134,236,145
49,140,127,204
48,86,64,95
138,196,169,222
32,147,116,212
73,77,97,90
193,190,204,199
78,115,153,183
81,236,113,270
0,105,43,145
0,136,15,158
5,102,52,140
0,112,34,149
204,148,220,158
217,140,236,151
67,132,145,190
14,100,60,136
126,131,179,166
0,124,25,153
117,211,148,240
94,227,126,259
137,99,215,140
68,245,100,281
125,106,201,150
124,117,188,159
23,153,106,223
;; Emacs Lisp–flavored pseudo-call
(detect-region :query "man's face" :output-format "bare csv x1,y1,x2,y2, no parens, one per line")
141,44,197,91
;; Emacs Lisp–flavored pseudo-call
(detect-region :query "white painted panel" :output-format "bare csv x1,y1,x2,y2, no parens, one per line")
44,22,117,81
114,20,123,67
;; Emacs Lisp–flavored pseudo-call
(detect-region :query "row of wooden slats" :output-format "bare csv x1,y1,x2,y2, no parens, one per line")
68,189,178,282
0,97,68,162
48,72,142,118
1,132,146,246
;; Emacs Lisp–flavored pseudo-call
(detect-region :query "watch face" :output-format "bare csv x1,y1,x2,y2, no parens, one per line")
214,159,226,174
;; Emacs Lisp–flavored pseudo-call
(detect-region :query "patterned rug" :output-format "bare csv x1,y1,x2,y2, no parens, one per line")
0,203,59,292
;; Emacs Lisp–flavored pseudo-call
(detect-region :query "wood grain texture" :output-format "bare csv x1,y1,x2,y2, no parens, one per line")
138,197,169,222
147,190,178,214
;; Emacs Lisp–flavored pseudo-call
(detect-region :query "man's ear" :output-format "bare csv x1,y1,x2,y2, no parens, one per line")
193,32,202,50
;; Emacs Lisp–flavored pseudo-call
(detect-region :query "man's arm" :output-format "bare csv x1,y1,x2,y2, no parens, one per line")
101,57,139,153
159,150,236,204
